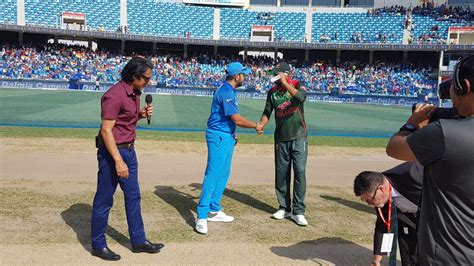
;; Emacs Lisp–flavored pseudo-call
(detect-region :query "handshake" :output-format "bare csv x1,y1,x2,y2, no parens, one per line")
256,121,264,134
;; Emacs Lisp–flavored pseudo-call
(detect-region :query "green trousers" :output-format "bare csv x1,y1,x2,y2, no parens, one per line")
274,137,308,215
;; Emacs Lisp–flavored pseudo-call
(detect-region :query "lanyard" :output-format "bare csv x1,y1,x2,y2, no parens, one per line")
377,184,392,232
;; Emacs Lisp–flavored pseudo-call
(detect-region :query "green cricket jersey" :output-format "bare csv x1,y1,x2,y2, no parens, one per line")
262,79,308,141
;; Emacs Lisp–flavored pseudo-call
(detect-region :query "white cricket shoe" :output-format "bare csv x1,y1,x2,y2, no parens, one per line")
207,211,234,222
272,210,292,220
291,214,308,226
195,219,208,234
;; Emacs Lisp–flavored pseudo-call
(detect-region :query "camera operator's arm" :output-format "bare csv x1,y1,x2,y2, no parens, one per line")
387,131,417,161
386,104,436,161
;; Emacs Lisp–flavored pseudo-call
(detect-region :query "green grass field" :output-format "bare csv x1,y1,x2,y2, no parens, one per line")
0,88,411,145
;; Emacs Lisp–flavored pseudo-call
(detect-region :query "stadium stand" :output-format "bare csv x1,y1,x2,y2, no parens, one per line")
367,4,472,44
0,1,471,43
220,8,260,40
24,0,120,31
0,2,469,98
220,8,306,42
295,61,436,96
412,16,468,44
312,12,404,43
410,5,472,44
127,0,214,38
0,0,17,24
273,12,306,42
0,44,437,97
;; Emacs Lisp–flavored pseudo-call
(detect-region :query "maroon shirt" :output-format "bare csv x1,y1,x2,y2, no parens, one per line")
101,81,141,145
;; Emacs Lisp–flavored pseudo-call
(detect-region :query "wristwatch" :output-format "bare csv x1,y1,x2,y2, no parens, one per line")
399,123,417,133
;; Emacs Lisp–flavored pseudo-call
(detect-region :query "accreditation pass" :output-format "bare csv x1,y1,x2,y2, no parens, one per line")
381,233,394,253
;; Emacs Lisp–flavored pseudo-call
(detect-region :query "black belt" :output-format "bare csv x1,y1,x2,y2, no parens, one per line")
116,142,134,150
96,136,134,150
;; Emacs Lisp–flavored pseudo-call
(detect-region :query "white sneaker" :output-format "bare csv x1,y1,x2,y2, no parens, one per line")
272,210,291,220
207,211,234,222
195,219,208,234
291,214,308,226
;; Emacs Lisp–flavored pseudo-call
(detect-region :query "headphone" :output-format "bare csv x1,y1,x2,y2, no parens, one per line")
453,54,474,96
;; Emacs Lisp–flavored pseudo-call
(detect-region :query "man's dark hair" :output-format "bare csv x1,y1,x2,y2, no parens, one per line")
226,75,236,81
120,57,153,82
458,55,474,89
353,171,385,196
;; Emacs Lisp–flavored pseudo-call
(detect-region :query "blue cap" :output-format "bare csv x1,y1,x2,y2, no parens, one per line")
225,62,252,76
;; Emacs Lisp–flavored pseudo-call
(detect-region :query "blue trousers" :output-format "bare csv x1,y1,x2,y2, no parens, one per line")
197,129,235,219
91,145,146,249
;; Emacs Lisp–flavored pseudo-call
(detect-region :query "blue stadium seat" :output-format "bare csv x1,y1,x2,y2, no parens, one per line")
2,1,471,44
220,8,306,42
127,1,214,38
25,0,120,31
0,0,17,24
412,15,471,44
312,12,404,44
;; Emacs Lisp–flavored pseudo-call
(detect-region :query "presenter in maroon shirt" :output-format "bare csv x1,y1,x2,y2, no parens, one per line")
91,57,163,261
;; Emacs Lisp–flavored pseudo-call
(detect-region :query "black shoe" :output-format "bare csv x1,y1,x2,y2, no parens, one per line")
132,240,164,253
91,247,121,261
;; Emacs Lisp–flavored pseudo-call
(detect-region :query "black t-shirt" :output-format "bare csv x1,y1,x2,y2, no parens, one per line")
407,117,474,265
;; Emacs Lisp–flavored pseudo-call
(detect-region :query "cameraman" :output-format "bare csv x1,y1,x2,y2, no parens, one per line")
386,55,474,265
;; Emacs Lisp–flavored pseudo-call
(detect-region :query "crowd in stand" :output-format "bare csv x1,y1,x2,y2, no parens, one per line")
295,61,435,96
367,5,408,17
349,32,398,43
412,4,472,24
0,44,125,82
0,44,437,97
369,3,472,23
370,4,472,44
411,4,472,44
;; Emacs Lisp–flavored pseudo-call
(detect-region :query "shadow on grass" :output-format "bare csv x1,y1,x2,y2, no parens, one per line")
154,183,278,228
189,183,278,215
61,203,131,251
320,195,373,215
154,186,198,228
271,237,397,264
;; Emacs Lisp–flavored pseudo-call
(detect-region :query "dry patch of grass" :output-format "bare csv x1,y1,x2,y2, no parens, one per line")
1,137,387,159
0,180,375,246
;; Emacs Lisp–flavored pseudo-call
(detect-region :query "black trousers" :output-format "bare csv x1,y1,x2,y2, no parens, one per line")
398,212,417,266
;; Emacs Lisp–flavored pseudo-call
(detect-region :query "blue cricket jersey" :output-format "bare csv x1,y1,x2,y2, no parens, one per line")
207,81,239,133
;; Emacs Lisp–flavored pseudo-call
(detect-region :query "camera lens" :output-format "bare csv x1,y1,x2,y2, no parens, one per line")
438,79,451,100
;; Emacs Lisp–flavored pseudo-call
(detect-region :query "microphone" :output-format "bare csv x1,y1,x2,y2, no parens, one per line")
145,94,153,125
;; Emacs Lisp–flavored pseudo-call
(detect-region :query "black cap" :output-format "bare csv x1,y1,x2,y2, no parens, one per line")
272,62,291,74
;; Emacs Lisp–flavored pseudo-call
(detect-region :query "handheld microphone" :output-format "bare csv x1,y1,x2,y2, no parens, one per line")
145,94,153,125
